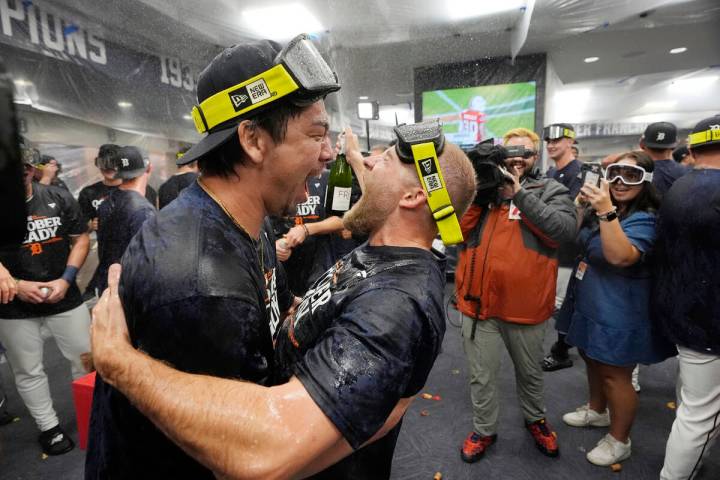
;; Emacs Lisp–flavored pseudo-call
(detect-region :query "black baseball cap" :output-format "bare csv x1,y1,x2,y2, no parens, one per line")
178,41,283,166
641,122,677,149
687,115,720,150
115,146,149,180
672,145,689,163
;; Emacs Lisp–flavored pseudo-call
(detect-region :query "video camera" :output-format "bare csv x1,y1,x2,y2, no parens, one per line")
466,139,535,206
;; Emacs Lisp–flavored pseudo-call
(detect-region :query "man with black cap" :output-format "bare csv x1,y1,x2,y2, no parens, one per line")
0,143,91,456
86,33,339,479
672,144,694,167
541,123,583,372
94,146,156,295
639,121,689,195
88,119,477,479
655,115,720,480
158,145,198,209
79,144,158,298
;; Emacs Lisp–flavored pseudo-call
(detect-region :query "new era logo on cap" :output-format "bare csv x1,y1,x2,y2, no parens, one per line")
228,78,273,113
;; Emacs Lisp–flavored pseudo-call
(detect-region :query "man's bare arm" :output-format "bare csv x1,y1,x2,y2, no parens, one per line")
92,265,406,479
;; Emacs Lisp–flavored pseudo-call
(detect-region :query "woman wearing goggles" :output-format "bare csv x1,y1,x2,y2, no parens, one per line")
557,151,674,467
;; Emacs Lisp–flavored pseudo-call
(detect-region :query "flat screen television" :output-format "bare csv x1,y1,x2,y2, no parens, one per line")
421,81,536,147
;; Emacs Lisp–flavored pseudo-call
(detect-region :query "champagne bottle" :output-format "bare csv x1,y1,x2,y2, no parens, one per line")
324,135,353,216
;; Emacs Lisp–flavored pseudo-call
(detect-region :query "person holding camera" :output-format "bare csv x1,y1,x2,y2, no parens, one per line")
457,128,576,463
559,151,674,467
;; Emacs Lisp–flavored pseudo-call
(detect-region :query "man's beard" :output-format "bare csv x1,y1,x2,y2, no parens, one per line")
343,182,396,236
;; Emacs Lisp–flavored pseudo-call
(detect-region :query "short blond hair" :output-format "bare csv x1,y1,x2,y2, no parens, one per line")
438,142,477,218
503,128,540,151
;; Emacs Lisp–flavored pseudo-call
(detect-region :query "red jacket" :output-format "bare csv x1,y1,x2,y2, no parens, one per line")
455,175,576,325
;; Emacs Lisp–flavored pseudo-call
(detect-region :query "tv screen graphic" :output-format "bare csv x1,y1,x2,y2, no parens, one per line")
422,81,536,147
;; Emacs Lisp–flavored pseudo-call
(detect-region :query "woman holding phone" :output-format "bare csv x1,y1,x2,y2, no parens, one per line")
558,151,674,466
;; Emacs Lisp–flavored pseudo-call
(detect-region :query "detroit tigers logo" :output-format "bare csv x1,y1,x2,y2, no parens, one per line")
120,158,130,167
29,243,43,255
656,132,666,142
710,124,720,130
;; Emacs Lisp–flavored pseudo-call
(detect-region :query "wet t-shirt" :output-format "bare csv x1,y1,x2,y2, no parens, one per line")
94,189,156,294
86,182,292,480
0,184,87,319
78,181,157,221
275,244,447,479
158,172,198,209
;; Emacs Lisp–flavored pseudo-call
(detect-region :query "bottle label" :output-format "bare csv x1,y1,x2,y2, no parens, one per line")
331,187,352,211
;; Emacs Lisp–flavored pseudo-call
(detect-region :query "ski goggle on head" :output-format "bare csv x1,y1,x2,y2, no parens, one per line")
604,163,653,186
191,34,340,134
543,125,576,141
393,121,463,246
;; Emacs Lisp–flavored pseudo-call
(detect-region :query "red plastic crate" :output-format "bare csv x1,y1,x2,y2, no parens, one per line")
71,371,96,450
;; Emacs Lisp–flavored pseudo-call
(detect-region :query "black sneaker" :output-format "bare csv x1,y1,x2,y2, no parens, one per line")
541,354,573,372
0,409,16,426
38,425,75,455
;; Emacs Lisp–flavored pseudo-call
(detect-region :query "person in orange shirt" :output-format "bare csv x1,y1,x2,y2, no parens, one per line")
456,127,576,463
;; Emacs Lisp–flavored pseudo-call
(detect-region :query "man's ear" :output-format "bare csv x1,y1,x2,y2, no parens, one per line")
399,186,427,210
237,120,271,166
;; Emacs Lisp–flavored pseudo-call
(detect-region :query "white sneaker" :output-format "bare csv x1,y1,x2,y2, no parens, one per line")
562,404,611,427
586,434,631,466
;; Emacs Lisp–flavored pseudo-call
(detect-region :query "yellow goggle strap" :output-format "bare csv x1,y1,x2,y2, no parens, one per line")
688,128,720,147
410,142,463,246
564,128,576,139
191,64,299,134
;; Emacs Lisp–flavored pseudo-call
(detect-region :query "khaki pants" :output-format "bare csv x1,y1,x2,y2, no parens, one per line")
462,315,547,436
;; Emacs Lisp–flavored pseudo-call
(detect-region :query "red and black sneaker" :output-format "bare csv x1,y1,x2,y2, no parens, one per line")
460,432,497,463
526,418,559,457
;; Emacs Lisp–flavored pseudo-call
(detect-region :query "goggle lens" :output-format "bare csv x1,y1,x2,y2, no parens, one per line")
605,165,646,185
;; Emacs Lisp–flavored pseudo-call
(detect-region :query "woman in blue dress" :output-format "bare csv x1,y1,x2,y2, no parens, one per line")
559,151,674,467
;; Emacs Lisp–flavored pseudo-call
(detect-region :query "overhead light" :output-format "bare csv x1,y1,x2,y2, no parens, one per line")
357,100,379,120
13,79,29,86
358,96,369,100
117,101,133,108
182,114,192,120
669,47,687,54
446,0,525,20
584,57,599,63
242,4,323,41
668,75,719,92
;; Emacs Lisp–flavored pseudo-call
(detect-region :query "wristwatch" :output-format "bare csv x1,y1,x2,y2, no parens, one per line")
597,208,618,222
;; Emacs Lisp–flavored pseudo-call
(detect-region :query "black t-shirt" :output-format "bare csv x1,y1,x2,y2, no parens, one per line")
547,159,583,198
274,244,447,479
277,171,362,296
0,184,87,319
78,181,157,221
654,168,720,354
158,172,198,209
85,182,293,479
94,189,156,294
652,159,689,196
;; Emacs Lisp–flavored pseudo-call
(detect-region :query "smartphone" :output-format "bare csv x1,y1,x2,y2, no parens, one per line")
580,163,602,187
